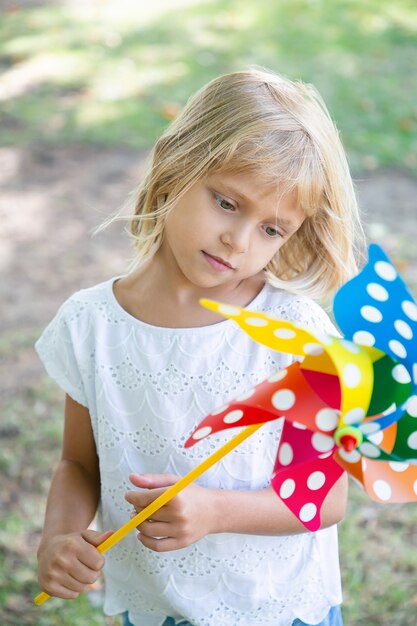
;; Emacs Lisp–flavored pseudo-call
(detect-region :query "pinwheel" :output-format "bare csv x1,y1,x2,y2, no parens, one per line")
34,244,417,605
184,244,417,531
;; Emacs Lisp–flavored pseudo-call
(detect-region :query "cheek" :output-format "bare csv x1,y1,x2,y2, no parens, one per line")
262,240,286,269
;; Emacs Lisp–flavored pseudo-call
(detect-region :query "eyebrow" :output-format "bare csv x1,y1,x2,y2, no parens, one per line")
211,180,296,228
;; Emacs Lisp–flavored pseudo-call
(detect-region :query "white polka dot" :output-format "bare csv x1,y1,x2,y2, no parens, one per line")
315,408,340,432
343,363,362,388
389,339,407,359
368,430,384,445
303,343,324,356
374,260,397,281
218,305,240,316
273,328,296,339
192,426,212,440
340,340,360,354
391,364,411,384
268,369,288,383
312,432,335,453
343,408,365,424
299,503,317,523
307,471,326,490
272,389,296,411
278,442,293,466
245,317,268,326
406,395,417,417
373,480,392,501
359,442,381,458
292,421,307,429
388,462,409,472
366,282,389,301
338,448,361,463
413,480,417,496
359,421,380,435
211,404,229,415
361,305,383,323
407,432,417,450
402,300,417,321
318,450,334,459
279,478,296,499
236,389,255,401
353,330,375,346
394,319,413,340
223,410,244,424
383,402,396,415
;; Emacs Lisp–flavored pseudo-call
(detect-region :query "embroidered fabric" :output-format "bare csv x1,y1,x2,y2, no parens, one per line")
35,278,343,626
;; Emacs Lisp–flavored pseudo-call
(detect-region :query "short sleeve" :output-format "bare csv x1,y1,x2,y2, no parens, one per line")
35,297,89,408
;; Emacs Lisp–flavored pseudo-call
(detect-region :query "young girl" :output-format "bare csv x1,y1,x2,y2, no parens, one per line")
35,68,364,626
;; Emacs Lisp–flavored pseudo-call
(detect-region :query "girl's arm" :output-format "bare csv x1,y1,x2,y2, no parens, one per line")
125,471,348,552
213,473,348,534
37,394,111,599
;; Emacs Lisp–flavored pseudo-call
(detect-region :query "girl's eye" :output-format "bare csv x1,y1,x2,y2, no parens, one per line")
214,194,235,211
264,225,282,238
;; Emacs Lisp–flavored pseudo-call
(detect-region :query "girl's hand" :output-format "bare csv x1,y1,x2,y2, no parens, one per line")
125,473,218,552
37,529,112,599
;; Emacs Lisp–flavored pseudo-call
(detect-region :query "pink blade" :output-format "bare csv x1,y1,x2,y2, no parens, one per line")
273,419,337,469
271,452,345,531
301,368,341,409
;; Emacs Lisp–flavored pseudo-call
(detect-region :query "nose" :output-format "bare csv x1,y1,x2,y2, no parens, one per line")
220,224,251,254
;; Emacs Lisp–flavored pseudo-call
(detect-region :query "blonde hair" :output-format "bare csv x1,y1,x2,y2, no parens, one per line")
95,67,365,301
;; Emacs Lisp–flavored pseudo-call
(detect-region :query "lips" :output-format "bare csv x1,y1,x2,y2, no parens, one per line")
203,252,235,270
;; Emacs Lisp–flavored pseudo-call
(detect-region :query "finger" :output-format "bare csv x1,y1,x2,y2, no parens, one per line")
138,533,183,553
58,570,93,594
130,505,175,524
79,532,111,570
81,529,113,548
44,583,80,600
136,520,172,538
129,473,179,489
65,560,101,586
125,486,169,509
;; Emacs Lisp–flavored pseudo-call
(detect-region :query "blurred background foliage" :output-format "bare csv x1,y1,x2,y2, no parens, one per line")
1,1,417,625
1,0,417,173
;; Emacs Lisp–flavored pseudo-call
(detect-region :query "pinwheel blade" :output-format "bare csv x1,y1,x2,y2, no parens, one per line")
185,362,341,448
362,458,417,503
334,244,417,429
271,422,343,531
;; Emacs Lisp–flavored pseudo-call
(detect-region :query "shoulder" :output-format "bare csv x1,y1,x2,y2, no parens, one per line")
259,284,339,336
47,276,120,333
61,277,117,312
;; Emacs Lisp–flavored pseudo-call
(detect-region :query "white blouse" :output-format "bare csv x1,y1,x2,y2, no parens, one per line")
35,277,343,626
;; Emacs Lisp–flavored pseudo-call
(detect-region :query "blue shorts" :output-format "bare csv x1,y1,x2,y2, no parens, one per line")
122,605,343,626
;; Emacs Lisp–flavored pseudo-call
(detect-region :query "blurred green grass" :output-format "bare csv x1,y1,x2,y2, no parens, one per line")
1,0,417,173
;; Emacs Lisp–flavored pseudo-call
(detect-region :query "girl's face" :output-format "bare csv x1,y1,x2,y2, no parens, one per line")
159,171,306,293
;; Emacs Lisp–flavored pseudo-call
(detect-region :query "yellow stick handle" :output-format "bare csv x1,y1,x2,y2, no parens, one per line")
34,422,264,606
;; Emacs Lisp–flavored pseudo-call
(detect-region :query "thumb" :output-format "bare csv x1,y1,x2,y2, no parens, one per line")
81,529,114,548
129,473,179,489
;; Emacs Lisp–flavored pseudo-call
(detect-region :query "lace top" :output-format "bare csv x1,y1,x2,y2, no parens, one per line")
35,277,343,626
